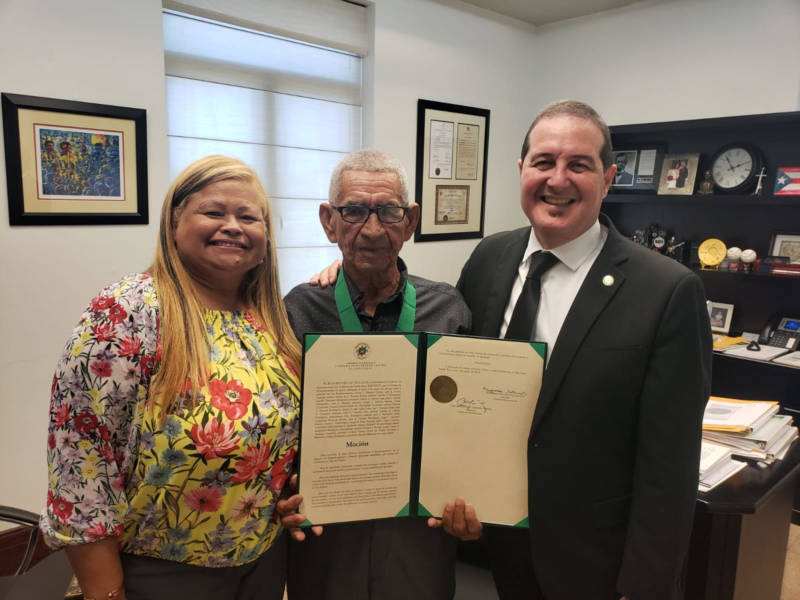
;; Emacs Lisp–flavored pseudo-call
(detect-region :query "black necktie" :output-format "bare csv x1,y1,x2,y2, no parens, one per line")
505,251,559,341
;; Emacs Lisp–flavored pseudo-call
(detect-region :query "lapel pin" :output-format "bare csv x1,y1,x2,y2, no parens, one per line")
602,274,615,287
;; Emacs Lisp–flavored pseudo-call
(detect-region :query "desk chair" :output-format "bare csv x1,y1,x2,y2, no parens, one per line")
0,505,73,600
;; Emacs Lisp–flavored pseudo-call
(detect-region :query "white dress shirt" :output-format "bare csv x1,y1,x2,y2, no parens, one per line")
499,221,608,362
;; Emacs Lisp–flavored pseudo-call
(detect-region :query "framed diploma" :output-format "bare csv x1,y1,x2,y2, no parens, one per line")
607,143,665,194
296,332,545,528
415,99,489,242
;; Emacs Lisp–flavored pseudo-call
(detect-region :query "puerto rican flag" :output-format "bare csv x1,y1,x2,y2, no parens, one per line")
774,167,800,195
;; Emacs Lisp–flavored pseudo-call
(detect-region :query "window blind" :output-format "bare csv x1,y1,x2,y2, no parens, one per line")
163,10,362,293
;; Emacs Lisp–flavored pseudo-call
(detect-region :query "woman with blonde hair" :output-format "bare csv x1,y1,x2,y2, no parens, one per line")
41,156,301,600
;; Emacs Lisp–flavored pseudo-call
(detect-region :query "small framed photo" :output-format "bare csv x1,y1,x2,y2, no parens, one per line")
2,92,148,225
657,153,699,195
708,301,734,334
769,232,800,264
611,150,638,188
608,144,665,193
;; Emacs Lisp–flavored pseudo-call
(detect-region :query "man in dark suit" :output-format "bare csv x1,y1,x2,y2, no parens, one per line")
456,100,711,600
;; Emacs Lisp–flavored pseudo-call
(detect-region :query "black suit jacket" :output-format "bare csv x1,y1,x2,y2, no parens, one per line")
457,215,711,600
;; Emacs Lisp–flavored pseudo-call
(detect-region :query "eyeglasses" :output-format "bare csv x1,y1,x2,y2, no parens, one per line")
332,204,408,224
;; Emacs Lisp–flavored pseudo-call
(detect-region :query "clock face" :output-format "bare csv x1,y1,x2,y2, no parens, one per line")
711,146,757,191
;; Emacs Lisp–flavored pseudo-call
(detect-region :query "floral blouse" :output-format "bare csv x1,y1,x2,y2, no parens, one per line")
41,274,300,567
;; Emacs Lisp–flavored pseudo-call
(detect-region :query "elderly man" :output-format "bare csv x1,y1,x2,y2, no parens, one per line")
313,102,711,600
280,149,480,600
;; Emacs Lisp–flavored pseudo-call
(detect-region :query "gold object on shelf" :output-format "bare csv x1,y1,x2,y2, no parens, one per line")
698,238,727,270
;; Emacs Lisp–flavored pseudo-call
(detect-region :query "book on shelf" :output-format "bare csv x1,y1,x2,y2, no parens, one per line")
702,396,779,434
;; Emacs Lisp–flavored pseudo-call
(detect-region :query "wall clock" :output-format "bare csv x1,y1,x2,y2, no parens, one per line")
710,144,762,193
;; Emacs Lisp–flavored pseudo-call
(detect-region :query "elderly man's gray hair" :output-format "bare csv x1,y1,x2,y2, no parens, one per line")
329,149,410,206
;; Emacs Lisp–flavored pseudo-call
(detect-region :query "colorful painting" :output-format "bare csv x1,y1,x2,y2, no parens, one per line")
36,125,123,200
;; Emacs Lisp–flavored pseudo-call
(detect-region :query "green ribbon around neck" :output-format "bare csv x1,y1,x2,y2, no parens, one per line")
334,272,416,332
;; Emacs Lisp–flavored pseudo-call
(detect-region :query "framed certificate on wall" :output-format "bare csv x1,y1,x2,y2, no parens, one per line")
414,99,489,242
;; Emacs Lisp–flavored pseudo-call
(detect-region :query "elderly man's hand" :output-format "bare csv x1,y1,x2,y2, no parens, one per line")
427,498,482,541
275,474,323,541
309,260,342,287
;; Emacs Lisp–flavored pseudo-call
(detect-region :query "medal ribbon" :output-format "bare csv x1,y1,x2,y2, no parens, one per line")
334,273,416,332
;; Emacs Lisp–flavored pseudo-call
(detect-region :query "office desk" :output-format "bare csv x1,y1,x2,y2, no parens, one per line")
685,442,800,600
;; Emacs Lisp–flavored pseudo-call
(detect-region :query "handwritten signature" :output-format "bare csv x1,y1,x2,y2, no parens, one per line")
482,386,526,398
455,397,489,414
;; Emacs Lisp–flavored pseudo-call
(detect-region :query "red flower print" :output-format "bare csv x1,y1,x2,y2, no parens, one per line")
54,403,70,428
51,374,57,396
92,322,115,342
73,411,99,433
99,443,115,462
91,296,115,311
48,433,56,449
209,379,251,420
112,473,127,492
232,441,272,483
140,355,156,377
50,495,74,521
117,336,141,357
244,311,265,332
85,521,109,538
184,486,223,513
190,419,239,460
107,304,127,324
270,448,296,491
98,425,111,442
90,360,112,378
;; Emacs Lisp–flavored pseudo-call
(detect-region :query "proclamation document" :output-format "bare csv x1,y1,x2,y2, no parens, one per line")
428,120,454,179
298,334,419,525
419,335,544,526
455,122,479,180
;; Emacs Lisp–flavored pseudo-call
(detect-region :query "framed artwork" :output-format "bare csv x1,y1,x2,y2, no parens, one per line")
708,301,734,334
2,92,148,225
769,232,800,264
657,153,699,195
414,99,489,242
610,144,665,192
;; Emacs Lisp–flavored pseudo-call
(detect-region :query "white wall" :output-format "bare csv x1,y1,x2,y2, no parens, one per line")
375,0,800,286
1,0,798,514
0,0,169,512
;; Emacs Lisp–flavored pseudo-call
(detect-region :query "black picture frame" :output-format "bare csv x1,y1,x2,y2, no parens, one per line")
768,231,800,264
414,99,489,242
608,143,665,193
2,92,148,225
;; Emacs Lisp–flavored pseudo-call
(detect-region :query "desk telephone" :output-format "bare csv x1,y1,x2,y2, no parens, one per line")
758,315,800,351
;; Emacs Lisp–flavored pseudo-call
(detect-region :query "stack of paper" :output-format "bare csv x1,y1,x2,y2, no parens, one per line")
698,440,746,492
702,397,798,466
702,397,779,434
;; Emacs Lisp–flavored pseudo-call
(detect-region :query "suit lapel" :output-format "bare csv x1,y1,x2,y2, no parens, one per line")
531,220,629,434
481,227,529,337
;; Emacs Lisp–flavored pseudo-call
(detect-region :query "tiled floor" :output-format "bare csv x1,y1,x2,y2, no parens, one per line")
81,524,800,599
455,524,800,600
781,524,800,600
